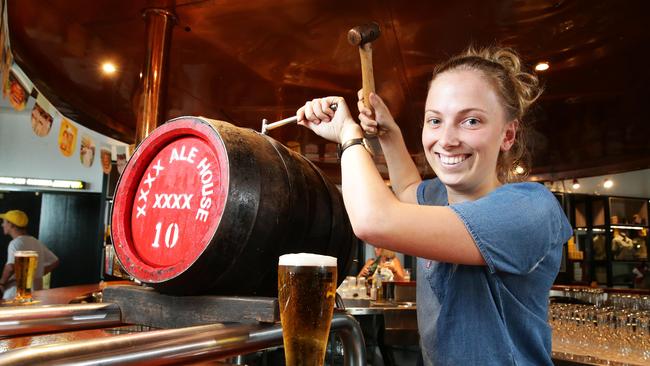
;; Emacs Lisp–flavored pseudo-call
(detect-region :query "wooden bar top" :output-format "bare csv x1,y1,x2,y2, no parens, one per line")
31,280,135,305
0,281,134,352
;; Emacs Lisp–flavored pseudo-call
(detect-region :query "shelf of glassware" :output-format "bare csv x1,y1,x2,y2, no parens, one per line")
565,229,590,284
568,195,649,287
550,287,650,366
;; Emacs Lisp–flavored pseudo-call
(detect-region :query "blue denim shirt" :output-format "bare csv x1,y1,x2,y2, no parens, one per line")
416,179,572,365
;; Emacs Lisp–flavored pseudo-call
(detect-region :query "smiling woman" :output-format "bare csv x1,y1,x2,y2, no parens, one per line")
296,46,572,365
421,48,543,201
422,70,512,199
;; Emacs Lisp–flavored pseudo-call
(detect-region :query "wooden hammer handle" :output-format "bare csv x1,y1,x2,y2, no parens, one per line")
359,43,376,113
359,42,386,138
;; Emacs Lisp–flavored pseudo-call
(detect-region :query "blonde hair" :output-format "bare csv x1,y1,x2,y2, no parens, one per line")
378,248,396,259
431,46,543,182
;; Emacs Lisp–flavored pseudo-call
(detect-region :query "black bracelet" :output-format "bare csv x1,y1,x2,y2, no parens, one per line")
338,138,366,158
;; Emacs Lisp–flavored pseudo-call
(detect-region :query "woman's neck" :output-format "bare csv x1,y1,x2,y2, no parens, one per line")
446,176,502,204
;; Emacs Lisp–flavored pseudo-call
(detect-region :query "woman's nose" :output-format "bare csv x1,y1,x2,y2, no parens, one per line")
438,123,460,148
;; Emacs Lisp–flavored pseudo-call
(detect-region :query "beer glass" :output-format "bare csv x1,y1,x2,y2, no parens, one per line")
14,250,38,303
278,253,337,366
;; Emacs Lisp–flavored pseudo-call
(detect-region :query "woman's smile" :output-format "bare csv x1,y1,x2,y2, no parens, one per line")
436,153,471,167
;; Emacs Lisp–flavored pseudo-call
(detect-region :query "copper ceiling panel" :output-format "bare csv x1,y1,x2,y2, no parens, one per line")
6,0,650,177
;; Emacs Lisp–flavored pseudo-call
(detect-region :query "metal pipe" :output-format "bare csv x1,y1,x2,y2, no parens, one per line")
261,115,298,134
0,323,228,365
0,313,366,366
331,313,367,365
261,103,337,134
44,326,259,366
134,8,176,145
0,303,122,338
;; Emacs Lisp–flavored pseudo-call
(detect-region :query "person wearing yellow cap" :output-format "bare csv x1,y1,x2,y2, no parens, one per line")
0,210,59,300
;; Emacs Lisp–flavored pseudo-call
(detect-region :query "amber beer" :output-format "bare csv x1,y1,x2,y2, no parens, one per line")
278,253,337,366
14,250,38,302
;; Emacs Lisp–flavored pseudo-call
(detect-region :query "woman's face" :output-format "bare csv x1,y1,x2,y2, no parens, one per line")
422,69,516,200
374,247,382,257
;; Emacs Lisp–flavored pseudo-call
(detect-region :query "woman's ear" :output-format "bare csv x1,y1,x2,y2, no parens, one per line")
501,120,519,151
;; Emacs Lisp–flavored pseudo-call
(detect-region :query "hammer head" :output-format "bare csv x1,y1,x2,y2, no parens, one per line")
347,22,381,46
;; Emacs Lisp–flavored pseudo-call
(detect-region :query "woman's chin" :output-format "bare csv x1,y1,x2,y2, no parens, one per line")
434,172,467,188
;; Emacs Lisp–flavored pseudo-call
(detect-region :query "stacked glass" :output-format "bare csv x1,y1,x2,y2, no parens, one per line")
550,292,650,365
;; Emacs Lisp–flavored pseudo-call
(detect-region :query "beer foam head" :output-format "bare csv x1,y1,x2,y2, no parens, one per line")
279,253,337,267
15,250,38,257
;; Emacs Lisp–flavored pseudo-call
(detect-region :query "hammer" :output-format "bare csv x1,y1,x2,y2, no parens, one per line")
348,22,381,123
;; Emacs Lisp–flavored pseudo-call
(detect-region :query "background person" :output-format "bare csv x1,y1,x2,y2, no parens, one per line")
0,210,59,300
358,246,406,281
297,47,572,365
633,262,649,289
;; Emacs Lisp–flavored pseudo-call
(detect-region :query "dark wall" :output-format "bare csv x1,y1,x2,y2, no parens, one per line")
39,192,103,288
0,191,42,268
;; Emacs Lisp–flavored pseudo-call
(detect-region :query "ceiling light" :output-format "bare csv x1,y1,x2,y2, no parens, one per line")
534,62,549,71
514,165,525,175
603,178,613,189
101,62,117,75
611,225,644,230
0,176,85,190
0,177,26,185
572,179,580,190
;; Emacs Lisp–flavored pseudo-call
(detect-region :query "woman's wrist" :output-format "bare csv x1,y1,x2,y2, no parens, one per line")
377,125,403,144
339,123,364,143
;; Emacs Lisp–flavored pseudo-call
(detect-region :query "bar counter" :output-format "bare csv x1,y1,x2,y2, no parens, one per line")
2,282,648,365
0,283,367,365
0,282,135,354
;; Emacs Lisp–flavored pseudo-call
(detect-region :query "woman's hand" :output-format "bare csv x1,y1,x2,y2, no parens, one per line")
359,267,370,277
379,261,395,273
297,97,362,144
357,91,399,136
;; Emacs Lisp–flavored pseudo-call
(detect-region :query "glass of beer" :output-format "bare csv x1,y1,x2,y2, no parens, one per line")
14,250,38,303
278,253,337,366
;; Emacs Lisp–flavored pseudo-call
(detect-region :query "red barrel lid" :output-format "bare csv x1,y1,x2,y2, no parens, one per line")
112,118,229,282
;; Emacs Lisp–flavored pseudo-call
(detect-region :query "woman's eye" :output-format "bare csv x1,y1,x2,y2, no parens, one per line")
461,118,480,128
425,118,441,127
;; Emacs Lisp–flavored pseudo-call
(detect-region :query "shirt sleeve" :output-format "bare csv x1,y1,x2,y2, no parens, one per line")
41,246,59,266
449,183,573,275
417,178,448,206
6,241,19,265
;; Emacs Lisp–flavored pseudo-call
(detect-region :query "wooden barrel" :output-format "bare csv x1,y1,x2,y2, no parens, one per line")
111,117,357,296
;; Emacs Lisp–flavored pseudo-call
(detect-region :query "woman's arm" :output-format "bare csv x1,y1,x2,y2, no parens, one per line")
357,259,374,278
342,149,483,264
299,97,484,265
358,92,422,203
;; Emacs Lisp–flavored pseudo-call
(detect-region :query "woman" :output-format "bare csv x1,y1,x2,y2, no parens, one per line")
297,47,572,365
358,246,406,281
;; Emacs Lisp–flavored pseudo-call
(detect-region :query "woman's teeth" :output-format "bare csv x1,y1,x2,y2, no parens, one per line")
439,154,468,165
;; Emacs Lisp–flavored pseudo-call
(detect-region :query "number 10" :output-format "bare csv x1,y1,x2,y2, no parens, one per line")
151,222,179,249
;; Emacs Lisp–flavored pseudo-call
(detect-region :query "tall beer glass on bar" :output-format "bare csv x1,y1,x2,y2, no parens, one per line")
278,253,337,366
14,250,38,303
